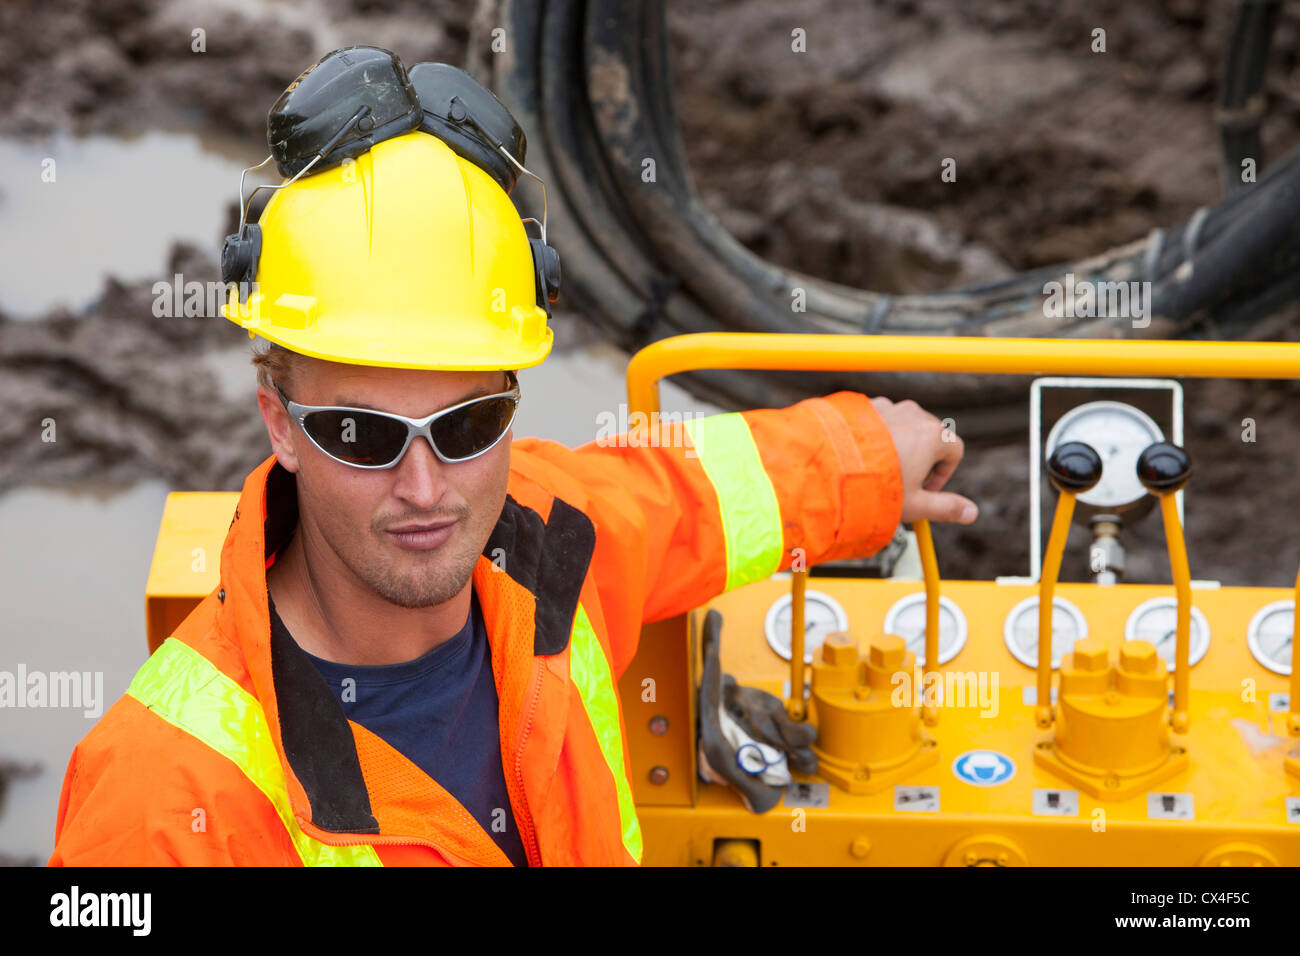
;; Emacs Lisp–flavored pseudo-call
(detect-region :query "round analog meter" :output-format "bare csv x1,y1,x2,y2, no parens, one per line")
1246,600,1294,676
1045,401,1164,513
764,590,850,663
1123,597,1210,670
1004,596,1088,670
882,593,968,666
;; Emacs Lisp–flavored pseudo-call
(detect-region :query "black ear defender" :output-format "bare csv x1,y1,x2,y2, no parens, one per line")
221,47,560,316
410,62,525,193
220,223,261,291
266,47,422,179
532,238,561,314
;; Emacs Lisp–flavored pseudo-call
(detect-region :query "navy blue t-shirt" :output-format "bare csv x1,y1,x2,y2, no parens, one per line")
268,590,529,866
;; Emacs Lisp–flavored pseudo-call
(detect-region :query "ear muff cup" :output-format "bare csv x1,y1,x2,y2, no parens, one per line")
220,224,262,299
531,238,561,316
411,62,526,196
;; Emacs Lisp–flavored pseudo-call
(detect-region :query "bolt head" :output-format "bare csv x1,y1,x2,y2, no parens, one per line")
868,633,905,671
1070,637,1109,672
1120,640,1158,675
822,631,858,666
648,765,669,785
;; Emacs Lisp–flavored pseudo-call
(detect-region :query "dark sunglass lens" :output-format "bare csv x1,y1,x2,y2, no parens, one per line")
302,410,409,466
429,397,516,460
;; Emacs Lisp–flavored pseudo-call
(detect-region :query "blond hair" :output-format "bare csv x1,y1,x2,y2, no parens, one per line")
250,338,299,394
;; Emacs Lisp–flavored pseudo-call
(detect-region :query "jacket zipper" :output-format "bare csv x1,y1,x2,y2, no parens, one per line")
298,817,479,867
513,659,545,867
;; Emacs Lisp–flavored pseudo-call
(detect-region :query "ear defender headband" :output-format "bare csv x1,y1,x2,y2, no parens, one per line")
221,46,561,317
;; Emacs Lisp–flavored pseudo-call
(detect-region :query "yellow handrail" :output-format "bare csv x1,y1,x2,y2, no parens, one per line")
626,333,1300,416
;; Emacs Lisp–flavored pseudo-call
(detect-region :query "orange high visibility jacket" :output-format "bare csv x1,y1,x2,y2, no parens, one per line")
49,391,902,866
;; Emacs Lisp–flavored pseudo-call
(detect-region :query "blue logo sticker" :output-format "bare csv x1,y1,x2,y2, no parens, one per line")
953,750,1016,786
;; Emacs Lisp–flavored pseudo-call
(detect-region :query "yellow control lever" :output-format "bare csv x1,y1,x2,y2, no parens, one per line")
913,519,941,727
1037,442,1103,729
788,568,808,720
1136,442,1194,735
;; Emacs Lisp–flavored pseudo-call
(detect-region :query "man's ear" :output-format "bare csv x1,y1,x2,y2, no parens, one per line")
257,385,301,474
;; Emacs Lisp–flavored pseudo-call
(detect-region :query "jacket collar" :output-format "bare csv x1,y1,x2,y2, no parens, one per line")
216,455,596,841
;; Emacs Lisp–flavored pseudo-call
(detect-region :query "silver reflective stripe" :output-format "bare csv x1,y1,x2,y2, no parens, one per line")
128,639,382,866
685,413,783,591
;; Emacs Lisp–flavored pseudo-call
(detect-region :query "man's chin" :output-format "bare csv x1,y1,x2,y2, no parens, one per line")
363,552,474,609
369,576,465,609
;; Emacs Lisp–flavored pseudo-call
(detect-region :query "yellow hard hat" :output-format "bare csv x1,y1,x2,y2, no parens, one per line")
223,129,553,370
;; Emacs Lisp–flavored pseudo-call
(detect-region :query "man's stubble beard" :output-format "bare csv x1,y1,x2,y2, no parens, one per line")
366,539,478,608
354,508,482,608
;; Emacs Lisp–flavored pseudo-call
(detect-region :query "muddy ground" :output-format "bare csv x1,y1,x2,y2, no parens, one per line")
2,0,1300,587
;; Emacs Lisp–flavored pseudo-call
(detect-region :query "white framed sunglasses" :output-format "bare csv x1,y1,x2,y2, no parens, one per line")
276,371,520,468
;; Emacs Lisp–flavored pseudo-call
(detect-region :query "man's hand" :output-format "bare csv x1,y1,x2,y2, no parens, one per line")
869,397,978,525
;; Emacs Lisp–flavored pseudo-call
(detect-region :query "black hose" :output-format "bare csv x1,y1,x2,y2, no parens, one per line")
1218,0,1279,197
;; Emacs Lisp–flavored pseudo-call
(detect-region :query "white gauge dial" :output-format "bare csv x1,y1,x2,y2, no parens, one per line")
1004,596,1088,669
882,593,968,666
1123,598,1210,670
1045,401,1164,512
1246,600,1294,675
764,590,850,663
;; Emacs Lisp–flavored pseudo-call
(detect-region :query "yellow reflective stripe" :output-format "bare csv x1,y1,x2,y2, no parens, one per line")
685,413,784,591
127,639,382,867
569,604,643,863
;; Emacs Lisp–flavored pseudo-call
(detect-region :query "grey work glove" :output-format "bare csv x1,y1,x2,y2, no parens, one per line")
698,609,818,813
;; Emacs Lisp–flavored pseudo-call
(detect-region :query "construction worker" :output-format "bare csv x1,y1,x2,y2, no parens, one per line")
48,48,977,866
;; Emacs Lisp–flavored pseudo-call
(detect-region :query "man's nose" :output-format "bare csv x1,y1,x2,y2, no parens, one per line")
390,434,448,509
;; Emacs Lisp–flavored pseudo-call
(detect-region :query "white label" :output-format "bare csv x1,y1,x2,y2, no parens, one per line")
784,782,829,809
1032,788,1079,816
1268,692,1291,713
1286,797,1300,824
1147,792,1194,820
894,785,939,812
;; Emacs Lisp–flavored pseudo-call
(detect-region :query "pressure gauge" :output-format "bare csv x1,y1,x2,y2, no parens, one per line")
764,590,850,663
882,593,968,666
1123,598,1210,670
1045,401,1164,513
1246,600,1294,675
1004,596,1088,669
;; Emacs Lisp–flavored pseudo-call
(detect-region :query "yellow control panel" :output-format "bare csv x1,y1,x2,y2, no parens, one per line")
619,576,1300,866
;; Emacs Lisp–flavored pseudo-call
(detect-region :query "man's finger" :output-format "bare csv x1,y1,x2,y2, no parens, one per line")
913,490,978,524
924,433,964,489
